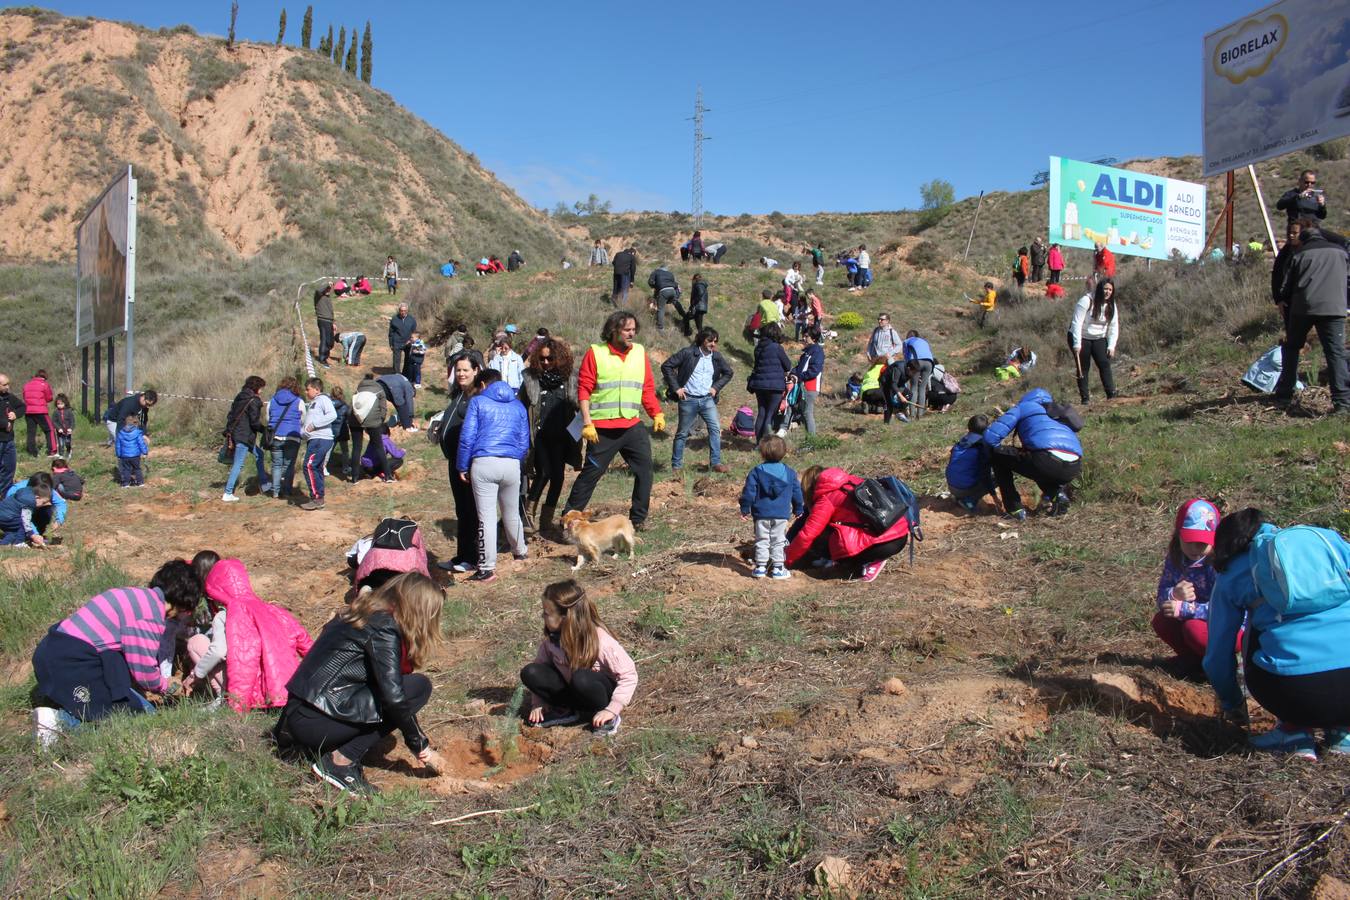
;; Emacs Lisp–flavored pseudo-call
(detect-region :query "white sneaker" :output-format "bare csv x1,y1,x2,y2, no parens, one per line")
406,425,419,433
32,706,63,749
221,493,240,503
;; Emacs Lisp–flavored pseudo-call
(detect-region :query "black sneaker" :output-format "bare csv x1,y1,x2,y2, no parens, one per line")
466,569,497,584
312,751,379,795
1049,492,1071,517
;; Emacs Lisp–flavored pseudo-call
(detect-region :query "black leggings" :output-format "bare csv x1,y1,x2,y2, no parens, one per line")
448,460,479,563
798,532,908,573
350,427,390,481
281,674,431,764
1068,332,1116,402
528,432,568,507
754,389,783,441
520,663,616,716
1245,631,1350,729
990,447,1081,513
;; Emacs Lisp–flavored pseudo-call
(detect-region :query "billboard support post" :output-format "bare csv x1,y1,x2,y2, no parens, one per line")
81,346,89,419
1203,173,1237,257
1248,165,1279,250
93,341,102,423
106,337,114,411
1225,171,1235,258
123,166,137,395
963,191,985,262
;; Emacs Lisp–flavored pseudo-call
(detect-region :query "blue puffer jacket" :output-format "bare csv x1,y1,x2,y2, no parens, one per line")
945,431,991,492
1204,523,1350,711
747,340,793,392
903,336,933,362
457,381,530,472
983,388,1083,456
115,425,148,459
267,388,304,440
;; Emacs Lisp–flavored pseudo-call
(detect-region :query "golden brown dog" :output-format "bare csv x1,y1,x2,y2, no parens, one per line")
560,510,637,571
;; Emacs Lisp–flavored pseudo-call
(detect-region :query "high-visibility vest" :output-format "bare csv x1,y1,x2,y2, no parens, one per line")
589,343,647,421
860,363,884,394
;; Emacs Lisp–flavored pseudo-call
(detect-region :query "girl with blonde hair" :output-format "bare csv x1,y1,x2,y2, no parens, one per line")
276,572,446,794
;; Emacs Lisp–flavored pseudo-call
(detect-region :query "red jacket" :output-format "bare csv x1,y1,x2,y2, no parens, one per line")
784,467,910,567
1094,247,1116,278
204,559,314,713
577,342,661,429
22,376,53,414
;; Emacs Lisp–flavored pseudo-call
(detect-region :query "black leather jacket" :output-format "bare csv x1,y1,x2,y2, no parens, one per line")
285,611,428,752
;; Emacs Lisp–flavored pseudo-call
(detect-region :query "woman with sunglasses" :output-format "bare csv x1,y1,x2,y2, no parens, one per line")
520,337,579,535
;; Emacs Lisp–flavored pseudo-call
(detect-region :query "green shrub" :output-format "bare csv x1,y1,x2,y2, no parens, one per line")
908,240,943,271
835,311,864,330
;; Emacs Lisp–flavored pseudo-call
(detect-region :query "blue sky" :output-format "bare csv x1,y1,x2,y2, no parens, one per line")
16,0,1249,214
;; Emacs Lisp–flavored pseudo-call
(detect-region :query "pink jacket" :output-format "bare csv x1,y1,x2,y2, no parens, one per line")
1048,246,1064,271
204,559,313,713
354,527,429,586
528,627,638,717
22,376,53,414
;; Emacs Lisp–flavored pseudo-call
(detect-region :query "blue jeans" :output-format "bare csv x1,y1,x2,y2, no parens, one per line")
55,690,154,729
0,440,15,496
671,396,722,469
303,438,333,501
224,442,269,495
270,439,301,497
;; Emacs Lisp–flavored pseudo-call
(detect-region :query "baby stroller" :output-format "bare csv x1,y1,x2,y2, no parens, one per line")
774,381,807,436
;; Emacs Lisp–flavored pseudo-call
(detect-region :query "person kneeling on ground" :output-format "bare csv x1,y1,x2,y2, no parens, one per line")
983,388,1082,521
521,579,637,737
31,559,200,747
1203,509,1350,761
784,466,910,583
360,426,406,479
0,479,52,546
1151,499,1220,679
945,415,996,513
275,572,447,794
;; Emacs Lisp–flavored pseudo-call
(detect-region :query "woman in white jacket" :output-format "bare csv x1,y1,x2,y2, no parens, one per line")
1067,276,1119,403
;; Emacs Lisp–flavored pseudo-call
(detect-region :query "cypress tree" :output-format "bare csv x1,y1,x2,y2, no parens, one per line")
321,24,333,56
276,8,287,45
226,1,238,50
300,5,312,48
344,28,357,74
334,25,346,65
360,21,372,83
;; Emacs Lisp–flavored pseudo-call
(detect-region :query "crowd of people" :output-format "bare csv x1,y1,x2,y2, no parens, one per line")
12,204,1350,791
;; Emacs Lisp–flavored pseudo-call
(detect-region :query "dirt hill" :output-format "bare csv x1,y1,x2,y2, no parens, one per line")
0,9,565,265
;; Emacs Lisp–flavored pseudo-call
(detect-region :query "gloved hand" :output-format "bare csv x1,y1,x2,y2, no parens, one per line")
652,413,666,434
581,423,599,443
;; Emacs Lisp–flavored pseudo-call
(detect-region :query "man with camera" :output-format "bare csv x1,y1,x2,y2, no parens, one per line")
1276,170,1327,224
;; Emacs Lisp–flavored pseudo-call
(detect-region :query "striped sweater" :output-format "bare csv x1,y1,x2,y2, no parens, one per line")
57,587,170,693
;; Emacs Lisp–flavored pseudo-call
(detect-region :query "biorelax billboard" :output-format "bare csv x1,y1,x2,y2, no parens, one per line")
1048,157,1207,262
1203,0,1350,176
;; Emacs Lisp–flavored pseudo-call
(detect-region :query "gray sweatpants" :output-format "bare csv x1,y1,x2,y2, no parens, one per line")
471,456,526,572
754,517,788,568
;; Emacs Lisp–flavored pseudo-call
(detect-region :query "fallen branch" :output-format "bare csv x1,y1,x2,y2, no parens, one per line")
1251,807,1349,899
429,803,538,826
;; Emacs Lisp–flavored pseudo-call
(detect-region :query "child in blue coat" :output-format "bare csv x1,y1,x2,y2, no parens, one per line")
946,415,995,512
739,435,805,580
115,415,148,487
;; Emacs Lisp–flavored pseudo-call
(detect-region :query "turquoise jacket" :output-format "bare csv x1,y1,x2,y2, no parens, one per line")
1203,523,1350,710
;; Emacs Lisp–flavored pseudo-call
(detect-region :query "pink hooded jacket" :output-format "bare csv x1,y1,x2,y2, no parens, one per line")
204,559,313,713
354,524,429,587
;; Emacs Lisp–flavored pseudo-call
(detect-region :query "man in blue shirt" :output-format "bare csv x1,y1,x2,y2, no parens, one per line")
660,328,734,475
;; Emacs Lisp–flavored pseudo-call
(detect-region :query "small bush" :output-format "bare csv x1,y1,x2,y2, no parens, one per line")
835,311,864,330
1309,138,1350,161
137,129,159,145
908,240,944,271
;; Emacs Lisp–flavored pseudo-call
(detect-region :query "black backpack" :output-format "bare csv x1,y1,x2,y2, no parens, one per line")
843,475,923,551
1044,401,1085,432
372,517,419,552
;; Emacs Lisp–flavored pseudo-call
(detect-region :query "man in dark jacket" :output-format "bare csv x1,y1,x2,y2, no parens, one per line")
1275,221,1350,414
1029,237,1048,282
611,246,638,307
102,390,157,447
314,285,336,368
0,374,23,495
388,303,416,376
376,373,417,432
661,327,733,474
507,249,525,272
1276,170,1328,224
647,264,683,332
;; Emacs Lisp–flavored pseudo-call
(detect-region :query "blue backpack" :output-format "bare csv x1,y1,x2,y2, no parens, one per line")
1249,525,1350,618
